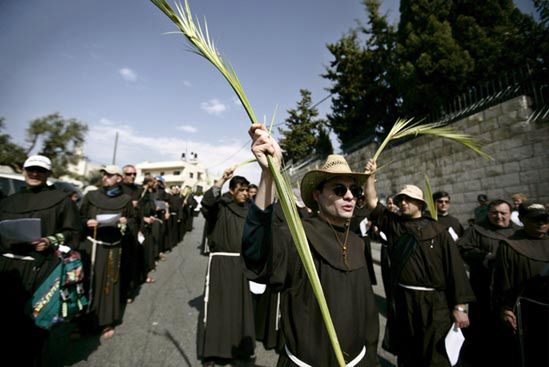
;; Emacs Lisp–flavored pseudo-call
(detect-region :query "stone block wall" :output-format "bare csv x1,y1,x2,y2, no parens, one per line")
288,96,549,225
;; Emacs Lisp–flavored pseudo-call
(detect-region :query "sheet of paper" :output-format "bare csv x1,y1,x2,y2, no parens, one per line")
379,231,388,242
155,200,167,210
96,213,121,227
448,227,459,241
359,218,370,237
445,324,465,366
0,218,42,243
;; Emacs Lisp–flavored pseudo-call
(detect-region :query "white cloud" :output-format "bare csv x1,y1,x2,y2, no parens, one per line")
200,99,227,116
176,125,198,133
119,68,138,82
83,119,260,185
183,80,192,87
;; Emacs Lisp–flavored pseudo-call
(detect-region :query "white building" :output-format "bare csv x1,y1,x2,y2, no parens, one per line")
136,159,211,192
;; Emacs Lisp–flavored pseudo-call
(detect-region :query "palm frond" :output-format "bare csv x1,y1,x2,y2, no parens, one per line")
234,157,257,168
424,174,437,221
372,118,493,162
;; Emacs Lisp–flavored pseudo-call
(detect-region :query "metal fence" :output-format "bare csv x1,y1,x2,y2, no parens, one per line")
342,66,548,155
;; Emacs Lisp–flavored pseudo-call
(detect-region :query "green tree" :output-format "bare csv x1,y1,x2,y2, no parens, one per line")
450,0,545,84
396,0,474,117
24,113,88,177
324,0,399,151
315,125,334,156
0,117,27,171
278,89,330,162
0,113,88,177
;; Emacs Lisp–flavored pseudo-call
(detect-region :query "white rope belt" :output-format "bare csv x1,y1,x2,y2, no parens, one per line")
399,283,436,291
285,345,366,367
275,291,281,331
86,237,121,247
203,252,240,324
2,253,35,261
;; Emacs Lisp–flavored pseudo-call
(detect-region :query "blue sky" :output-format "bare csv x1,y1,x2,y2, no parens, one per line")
0,0,537,184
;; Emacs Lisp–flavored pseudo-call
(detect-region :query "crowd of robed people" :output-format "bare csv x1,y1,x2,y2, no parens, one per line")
0,156,201,365
198,123,548,367
0,124,547,367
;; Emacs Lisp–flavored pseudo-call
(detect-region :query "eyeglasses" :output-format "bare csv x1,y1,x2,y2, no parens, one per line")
124,172,137,176
331,184,363,198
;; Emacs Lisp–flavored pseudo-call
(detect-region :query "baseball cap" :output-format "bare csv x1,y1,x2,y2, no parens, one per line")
100,165,123,176
23,155,52,171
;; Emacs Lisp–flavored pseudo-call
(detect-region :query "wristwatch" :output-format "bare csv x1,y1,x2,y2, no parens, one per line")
454,305,467,313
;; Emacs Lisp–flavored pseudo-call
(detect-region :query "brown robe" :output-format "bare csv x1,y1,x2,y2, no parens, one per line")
197,187,255,361
0,185,80,365
370,203,474,367
493,231,549,367
243,203,380,367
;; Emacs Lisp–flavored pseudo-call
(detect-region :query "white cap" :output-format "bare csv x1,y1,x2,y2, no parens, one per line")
23,155,52,171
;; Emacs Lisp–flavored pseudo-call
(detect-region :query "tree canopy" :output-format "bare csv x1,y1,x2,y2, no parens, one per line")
278,89,333,163
0,113,88,177
323,0,546,152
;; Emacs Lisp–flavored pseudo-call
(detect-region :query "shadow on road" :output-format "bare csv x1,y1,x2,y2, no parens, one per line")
46,322,101,367
151,328,193,367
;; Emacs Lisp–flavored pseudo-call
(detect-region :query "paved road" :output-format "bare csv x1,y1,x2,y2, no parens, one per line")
46,216,396,366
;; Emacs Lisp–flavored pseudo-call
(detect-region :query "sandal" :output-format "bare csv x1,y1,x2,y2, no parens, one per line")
101,327,115,339
146,277,155,284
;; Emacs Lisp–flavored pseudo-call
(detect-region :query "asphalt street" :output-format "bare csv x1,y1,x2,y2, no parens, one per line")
46,215,396,367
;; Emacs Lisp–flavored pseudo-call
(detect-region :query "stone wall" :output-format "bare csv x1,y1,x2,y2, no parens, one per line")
288,96,549,225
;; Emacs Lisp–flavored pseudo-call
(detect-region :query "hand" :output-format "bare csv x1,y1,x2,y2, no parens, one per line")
143,217,154,224
87,219,98,228
132,200,138,208
31,238,50,252
452,308,470,328
221,166,235,182
119,217,127,225
165,212,170,220
249,123,282,171
364,159,377,175
502,309,517,332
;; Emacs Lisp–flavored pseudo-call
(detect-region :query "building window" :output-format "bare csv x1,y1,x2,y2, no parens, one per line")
173,171,180,175
189,172,194,179
197,172,203,180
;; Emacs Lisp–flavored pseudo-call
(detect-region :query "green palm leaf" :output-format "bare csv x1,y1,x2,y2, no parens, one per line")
372,118,493,162
424,174,437,221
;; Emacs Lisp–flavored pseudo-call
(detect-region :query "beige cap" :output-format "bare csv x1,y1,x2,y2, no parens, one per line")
394,185,425,204
100,165,123,176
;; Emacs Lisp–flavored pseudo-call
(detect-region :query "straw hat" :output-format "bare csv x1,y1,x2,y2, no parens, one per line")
300,155,368,211
394,185,425,204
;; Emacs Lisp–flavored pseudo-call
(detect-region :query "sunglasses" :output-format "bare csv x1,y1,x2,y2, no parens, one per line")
25,167,49,174
125,172,137,176
331,184,363,198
